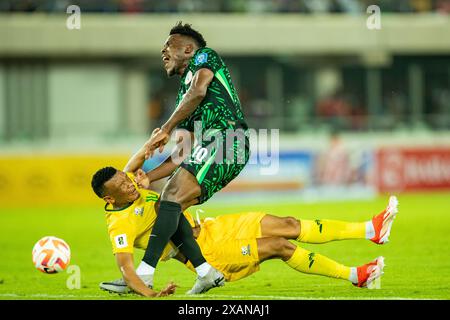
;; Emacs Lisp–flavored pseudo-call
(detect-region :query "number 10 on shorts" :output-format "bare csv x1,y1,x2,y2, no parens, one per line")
192,146,208,163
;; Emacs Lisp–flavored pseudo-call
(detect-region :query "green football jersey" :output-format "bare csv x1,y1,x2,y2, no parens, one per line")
175,47,247,132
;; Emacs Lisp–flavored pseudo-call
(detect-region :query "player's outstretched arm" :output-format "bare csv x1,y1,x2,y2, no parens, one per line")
144,68,214,158
123,129,160,173
125,130,193,183
145,131,194,181
115,252,177,298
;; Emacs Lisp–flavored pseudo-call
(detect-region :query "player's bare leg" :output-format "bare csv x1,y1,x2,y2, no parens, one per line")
160,167,201,208
256,237,384,287
259,196,398,244
257,237,297,262
260,215,300,239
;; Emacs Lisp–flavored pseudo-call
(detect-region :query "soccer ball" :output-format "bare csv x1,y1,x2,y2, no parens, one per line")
32,236,71,274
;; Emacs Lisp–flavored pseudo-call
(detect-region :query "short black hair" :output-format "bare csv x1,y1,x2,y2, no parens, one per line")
91,166,117,198
169,21,207,48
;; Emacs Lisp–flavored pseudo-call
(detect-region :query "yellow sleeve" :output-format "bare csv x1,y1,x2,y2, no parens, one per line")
109,222,136,255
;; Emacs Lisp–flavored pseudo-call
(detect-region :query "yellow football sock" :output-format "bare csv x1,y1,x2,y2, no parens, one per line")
297,219,367,243
286,246,352,281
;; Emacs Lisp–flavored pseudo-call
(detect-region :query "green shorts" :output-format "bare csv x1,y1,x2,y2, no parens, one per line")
179,129,250,204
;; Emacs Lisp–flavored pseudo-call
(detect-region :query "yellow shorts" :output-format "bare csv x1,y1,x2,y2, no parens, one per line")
196,211,266,282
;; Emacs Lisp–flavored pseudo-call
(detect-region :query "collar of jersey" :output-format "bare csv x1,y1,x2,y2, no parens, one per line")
104,201,134,212
182,47,206,78
181,62,191,79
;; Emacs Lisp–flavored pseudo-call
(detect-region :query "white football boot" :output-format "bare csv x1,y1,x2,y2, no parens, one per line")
186,268,225,295
99,274,153,294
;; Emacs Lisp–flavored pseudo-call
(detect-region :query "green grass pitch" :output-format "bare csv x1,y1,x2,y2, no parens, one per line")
0,192,449,300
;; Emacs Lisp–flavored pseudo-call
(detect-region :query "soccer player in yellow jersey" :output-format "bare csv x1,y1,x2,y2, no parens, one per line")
92,140,399,297
99,167,398,294
91,168,176,297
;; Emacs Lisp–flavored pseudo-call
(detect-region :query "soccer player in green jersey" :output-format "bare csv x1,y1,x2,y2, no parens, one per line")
134,22,250,294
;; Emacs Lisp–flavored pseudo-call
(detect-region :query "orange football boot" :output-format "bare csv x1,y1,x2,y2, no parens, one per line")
354,256,385,288
370,196,399,244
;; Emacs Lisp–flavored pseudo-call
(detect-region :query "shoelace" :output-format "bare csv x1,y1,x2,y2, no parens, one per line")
195,209,204,227
195,209,215,227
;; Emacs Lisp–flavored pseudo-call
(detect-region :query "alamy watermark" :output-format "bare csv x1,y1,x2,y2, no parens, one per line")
66,5,81,30
366,5,381,30
66,264,81,289
166,121,279,176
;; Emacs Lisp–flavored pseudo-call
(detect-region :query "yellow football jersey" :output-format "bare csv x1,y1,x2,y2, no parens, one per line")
104,172,160,254
104,172,196,256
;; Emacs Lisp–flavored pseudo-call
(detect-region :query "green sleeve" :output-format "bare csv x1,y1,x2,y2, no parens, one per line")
177,118,194,132
192,47,222,74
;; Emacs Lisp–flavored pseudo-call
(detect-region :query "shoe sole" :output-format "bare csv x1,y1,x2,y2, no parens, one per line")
99,283,131,294
379,196,399,244
366,256,385,289
186,276,225,295
99,282,153,294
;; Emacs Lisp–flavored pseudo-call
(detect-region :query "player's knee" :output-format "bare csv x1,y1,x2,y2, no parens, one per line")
270,237,294,260
160,183,180,202
160,177,200,206
283,217,300,235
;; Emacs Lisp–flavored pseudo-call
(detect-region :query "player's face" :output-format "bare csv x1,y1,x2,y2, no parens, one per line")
161,35,190,77
104,171,140,205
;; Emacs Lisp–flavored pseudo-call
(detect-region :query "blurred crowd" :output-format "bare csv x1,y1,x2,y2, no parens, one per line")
1,0,450,14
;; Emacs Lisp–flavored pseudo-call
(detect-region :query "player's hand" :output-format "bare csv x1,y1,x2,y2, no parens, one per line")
156,281,178,297
144,128,171,159
143,128,160,159
134,169,150,189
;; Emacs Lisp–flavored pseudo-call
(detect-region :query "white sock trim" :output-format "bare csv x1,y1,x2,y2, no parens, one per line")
349,267,358,284
136,261,155,276
365,221,375,239
195,262,212,277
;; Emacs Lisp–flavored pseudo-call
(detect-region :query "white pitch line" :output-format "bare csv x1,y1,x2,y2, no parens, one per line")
0,293,106,299
0,293,436,300
177,294,434,300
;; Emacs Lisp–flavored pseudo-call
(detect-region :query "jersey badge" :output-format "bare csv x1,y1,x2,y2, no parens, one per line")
114,234,128,249
241,244,251,256
134,207,144,216
194,52,208,66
